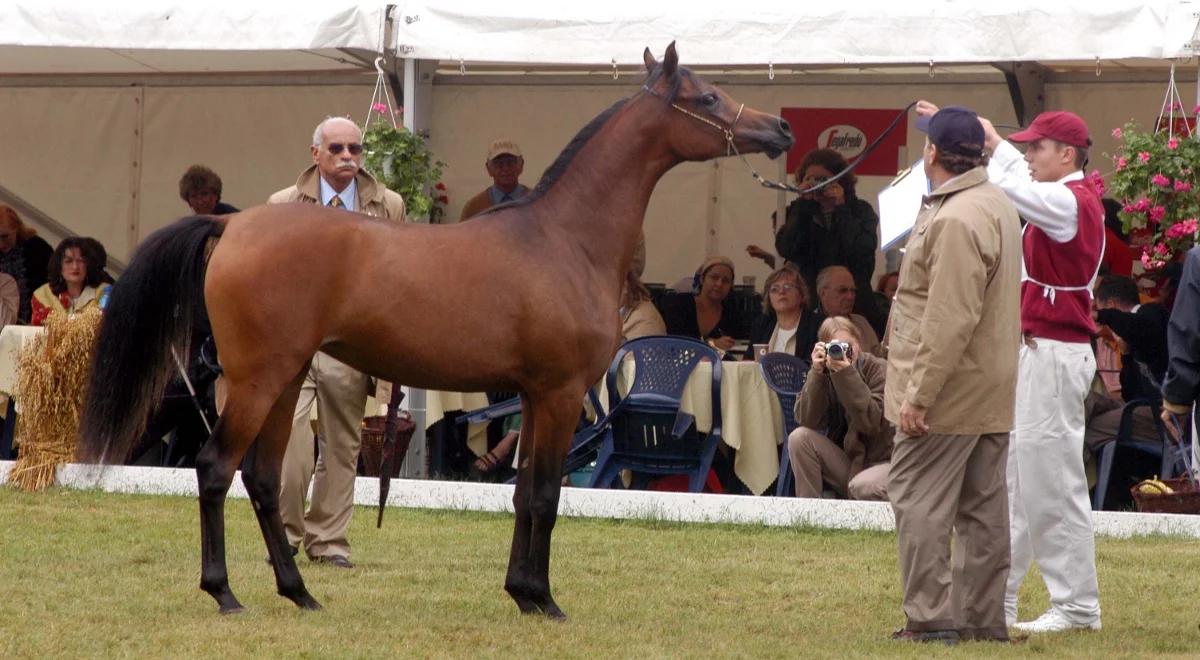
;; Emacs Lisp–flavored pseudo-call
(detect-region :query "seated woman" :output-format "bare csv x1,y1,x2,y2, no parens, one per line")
787,316,893,500
743,264,821,361
621,269,666,342
661,256,744,353
30,237,112,325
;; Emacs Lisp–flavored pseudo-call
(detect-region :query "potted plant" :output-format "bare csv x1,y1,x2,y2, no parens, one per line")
361,104,448,222
1108,113,1200,270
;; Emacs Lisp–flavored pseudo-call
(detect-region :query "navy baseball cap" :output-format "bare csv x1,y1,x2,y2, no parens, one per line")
915,106,985,158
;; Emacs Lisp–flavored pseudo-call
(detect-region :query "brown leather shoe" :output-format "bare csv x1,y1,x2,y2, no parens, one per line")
311,554,354,569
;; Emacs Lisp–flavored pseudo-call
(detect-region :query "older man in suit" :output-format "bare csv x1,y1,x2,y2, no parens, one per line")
269,116,405,569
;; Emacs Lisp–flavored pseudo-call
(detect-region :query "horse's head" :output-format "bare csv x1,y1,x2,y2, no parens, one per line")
641,42,794,162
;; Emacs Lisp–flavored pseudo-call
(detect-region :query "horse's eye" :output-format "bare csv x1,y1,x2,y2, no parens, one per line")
701,93,719,108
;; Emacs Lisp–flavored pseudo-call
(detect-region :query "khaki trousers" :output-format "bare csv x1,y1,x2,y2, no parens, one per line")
888,431,1010,639
787,427,889,500
280,352,368,559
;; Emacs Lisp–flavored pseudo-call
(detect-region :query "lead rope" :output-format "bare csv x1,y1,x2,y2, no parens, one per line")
642,84,918,196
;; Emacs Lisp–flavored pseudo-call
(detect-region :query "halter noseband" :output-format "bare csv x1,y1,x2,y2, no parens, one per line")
641,84,744,157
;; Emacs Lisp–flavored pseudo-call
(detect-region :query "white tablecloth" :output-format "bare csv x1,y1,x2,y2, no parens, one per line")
0,325,46,413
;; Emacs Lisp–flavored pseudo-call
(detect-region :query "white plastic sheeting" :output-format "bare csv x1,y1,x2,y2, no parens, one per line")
0,1,386,74
393,0,1200,66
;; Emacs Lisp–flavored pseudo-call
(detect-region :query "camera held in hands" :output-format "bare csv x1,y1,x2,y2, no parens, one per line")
826,340,853,362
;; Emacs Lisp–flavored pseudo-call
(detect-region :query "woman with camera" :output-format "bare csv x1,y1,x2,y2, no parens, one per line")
767,149,883,334
786,315,893,499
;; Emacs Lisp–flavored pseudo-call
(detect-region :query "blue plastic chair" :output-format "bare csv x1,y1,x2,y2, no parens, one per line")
758,353,809,497
1092,398,1190,510
588,336,722,492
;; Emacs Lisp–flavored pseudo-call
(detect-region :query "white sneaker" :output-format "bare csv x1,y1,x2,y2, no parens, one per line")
1012,608,1101,633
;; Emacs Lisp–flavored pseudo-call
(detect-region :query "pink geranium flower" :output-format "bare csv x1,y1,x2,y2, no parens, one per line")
1134,197,1152,212
1152,173,1171,187
1169,137,1180,150
1149,206,1167,224
1112,127,1123,139
371,102,388,113
1175,179,1192,193
1116,156,1128,171
1166,218,1199,239
1138,151,1151,163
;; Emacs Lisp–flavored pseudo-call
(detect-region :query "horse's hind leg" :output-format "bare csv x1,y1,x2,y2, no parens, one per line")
195,385,275,614
505,388,577,620
240,368,321,610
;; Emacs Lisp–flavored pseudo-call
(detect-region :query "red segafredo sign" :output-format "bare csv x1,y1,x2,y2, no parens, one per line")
781,108,908,177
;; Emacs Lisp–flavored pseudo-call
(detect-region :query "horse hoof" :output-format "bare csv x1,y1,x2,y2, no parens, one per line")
219,603,245,615
297,596,323,611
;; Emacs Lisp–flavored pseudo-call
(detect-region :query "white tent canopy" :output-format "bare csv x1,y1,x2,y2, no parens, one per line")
392,1,1200,67
0,1,387,74
0,1,1197,74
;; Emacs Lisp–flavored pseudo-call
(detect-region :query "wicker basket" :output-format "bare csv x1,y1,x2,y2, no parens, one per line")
1130,477,1200,515
359,412,415,478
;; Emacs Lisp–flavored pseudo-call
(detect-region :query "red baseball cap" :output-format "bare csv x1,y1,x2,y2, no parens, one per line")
1008,111,1092,148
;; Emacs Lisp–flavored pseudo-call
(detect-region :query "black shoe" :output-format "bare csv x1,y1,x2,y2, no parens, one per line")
311,554,354,569
891,629,960,645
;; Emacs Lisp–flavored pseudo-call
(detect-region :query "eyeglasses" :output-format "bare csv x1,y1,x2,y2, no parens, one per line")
327,142,364,156
769,283,800,294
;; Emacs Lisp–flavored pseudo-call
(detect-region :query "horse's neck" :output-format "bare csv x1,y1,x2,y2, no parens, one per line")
538,98,676,276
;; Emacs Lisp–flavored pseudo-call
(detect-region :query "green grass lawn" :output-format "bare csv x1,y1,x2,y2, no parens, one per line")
1,488,1198,658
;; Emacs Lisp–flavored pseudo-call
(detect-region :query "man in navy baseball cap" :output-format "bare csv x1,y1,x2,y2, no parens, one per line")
915,106,986,159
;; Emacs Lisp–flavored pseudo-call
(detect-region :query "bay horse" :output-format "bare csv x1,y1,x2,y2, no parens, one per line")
77,43,793,619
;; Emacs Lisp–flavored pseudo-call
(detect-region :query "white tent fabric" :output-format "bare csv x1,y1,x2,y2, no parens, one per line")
393,0,1200,66
0,1,386,74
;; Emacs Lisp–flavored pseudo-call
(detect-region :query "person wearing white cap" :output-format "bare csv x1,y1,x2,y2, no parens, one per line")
918,99,1106,634
460,139,529,221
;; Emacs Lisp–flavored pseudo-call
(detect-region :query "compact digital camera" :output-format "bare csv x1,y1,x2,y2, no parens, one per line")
826,340,852,362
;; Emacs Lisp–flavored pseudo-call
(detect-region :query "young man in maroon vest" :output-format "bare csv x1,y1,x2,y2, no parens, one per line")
977,109,1105,633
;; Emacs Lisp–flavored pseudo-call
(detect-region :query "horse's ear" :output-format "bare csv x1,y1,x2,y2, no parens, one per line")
643,47,657,73
663,41,678,77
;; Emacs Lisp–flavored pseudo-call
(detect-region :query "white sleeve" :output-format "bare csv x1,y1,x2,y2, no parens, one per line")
986,141,1079,243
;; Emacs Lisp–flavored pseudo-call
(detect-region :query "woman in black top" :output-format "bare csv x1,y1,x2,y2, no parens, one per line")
0,205,53,324
662,255,745,352
774,148,882,331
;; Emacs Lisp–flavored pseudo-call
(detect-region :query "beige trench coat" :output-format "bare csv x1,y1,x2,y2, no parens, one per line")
884,166,1022,435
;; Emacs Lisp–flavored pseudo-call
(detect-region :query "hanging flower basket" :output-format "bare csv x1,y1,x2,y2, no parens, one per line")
1107,111,1200,270
361,103,448,222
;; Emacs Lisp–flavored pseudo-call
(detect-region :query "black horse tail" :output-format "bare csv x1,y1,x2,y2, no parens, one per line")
77,215,225,464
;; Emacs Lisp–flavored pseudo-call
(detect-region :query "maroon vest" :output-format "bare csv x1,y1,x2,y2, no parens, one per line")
1020,178,1105,343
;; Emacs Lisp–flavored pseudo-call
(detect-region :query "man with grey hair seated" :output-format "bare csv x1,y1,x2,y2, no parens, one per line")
813,265,882,356
268,116,406,569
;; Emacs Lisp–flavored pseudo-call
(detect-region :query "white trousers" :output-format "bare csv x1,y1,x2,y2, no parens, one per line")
1006,338,1100,624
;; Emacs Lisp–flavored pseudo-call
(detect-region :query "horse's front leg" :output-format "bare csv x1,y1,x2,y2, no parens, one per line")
504,388,578,619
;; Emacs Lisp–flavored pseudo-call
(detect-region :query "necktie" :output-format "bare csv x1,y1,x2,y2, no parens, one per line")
328,196,344,209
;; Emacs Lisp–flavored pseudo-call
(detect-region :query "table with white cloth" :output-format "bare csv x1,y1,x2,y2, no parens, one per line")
423,389,491,456
0,325,46,410
594,360,785,495
0,325,47,456
419,362,786,494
